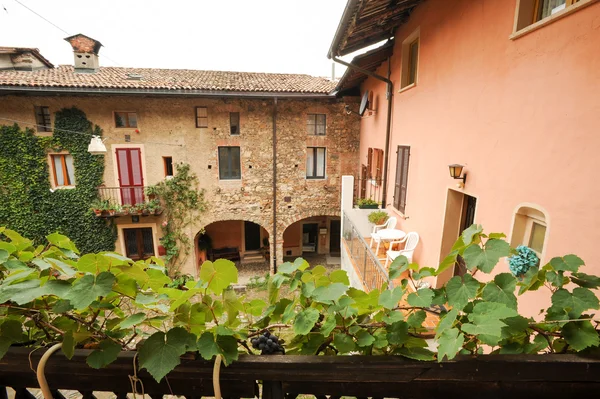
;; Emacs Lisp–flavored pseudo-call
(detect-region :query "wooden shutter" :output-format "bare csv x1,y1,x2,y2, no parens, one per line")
360,164,368,199
367,148,373,179
375,149,383,183
393,146,410,213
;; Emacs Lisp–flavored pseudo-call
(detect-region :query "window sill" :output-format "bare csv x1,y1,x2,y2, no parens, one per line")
306,177,326,181
511,0,598,40
398,83,416,94
390,206,409,220
51,185,76,191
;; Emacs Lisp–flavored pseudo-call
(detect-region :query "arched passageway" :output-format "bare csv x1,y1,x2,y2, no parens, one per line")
281,215,341,266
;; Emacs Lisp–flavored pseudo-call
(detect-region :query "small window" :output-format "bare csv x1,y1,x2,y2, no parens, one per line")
218,146,241,180
196,107,208,128
307,114,326,135
163,157,173,177
510,205,548,257
393,146,410,213
115,112,138,128
123,227,155,260
400,29,420,89
34,106,51,132
306,147,326,179
514,0,583,32
230,112,240,135
50,154,76,187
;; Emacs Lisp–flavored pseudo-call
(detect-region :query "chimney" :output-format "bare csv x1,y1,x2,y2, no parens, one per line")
64,34,102,72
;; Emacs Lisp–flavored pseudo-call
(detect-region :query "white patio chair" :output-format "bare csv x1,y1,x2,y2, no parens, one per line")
384,232,419,268
369,216,397,250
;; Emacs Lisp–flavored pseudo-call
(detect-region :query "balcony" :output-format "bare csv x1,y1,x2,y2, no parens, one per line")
93,186,162,218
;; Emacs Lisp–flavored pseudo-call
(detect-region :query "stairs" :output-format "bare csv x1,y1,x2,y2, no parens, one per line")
241,250,265,264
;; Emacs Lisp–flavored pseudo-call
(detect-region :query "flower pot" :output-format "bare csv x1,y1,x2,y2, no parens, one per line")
93,209,102,216
108,210,116,216
358,204,379,209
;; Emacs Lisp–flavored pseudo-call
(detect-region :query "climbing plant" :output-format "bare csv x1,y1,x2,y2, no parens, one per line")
0,107,116,252
0,224,598,383
152,163,207,276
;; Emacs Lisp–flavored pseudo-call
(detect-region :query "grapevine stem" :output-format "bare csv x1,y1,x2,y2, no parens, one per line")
247,324,290,338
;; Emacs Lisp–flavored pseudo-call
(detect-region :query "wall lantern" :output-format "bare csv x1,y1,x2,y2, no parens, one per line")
448,164,467,184
87,136,107,155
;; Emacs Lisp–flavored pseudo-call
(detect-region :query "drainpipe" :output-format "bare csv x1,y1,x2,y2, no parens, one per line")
328,55,394,209
272,97,278,273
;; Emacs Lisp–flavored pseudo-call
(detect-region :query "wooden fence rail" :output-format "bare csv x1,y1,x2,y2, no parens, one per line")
1,348,600,399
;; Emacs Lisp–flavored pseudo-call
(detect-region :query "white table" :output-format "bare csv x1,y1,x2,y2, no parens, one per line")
374,228,406,259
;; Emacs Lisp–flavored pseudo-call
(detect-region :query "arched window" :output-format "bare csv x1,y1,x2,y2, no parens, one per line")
510,205,548,256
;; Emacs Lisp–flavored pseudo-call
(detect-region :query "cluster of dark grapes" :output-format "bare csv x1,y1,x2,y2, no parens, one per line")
250,330,284,355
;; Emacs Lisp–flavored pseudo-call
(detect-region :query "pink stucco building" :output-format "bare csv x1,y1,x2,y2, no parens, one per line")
331,0,600,314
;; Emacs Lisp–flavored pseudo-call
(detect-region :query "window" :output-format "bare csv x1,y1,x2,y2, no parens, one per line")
513,0,585,33
367,148,384,183
50,154,76,187
115,111,138,128
34,106,51,132
218,146,241,180
307,114,326,135
196,107,208,128
401,29,420,89
230,112,240,135
511,205,548,257
393,146,410,213
123,227,155,260
306,147,326,179
163,156,173,177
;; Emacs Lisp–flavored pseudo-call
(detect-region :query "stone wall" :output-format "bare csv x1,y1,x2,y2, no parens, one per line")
0,94,360,274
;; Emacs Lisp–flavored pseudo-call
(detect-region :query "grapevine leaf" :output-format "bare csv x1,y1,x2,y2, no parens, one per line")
46,232,79,253
462,302,517,338
86,340,121,369
463,239,510,273
65,272,115,310
378,286,404,309
355,330,375,347
518,267,545,295
117,313,146,329
445,274,479,310
386,321,408,345
461,224,483,245
437,328,465,361
0,319,23,359
523,333,549,354
407,310,427,328
482,273,517,309
329,270,350,285
320,314,337,336
389,255,410,280
570,272,600,289
549,255,584,273
139,328,191,382
397,346,436,361
293,308,320,335
0,242,16,254
548,288,599,318
436,253,458,276
217,335,239,365
31,258,52,271
435,308,459,338
245,299,267,317
348,288,380,314
407,288,434,308
382,311,404,324
311,283,348,303
562,321,600,351
62,330,75,359
333,333,355,353
77,254,110,274
197,332,220,360
199,259,238,295
0,279,41,304
144,269,171,291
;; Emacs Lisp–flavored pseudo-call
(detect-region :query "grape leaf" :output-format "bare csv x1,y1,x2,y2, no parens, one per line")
66,272,115,310
445,274,479,310
86,340,121,369
333,333,355,353
562,321,600,351
407,310,426,328
461,224,483,245
329,270,350,285
389,255,410,280
482,273,517,309
139,328,193,382
117,313,146,329
311,283,348,303
320,314,337,336
435,308,459,338
407,288,434,308
378,286,404,309
197,331,220,360
386,321,408,345
463,239,510,273
62,330,75,359
570,272,600,289
200,259,238,295
77,254,110,274
0,319,23,359
548,288,599,318
549,255,584,273
397,346,436,360
143,269,171,291
355,330,375,347
46,233,79,253
461,302,518,338
293,308,320,335
437,328,465,361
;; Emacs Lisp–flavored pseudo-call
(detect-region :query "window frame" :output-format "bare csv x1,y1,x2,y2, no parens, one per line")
34,106,52,132
230,112,240,135
123,227,155,261
393,146,410,214
400,28,420,91
306,114,327,136
114,111,138,128
49,153,76,188
218,146,241,180
163,156,174,177
512,0,592,39
510,204,549,259
306,147,326,179
196,107,208,128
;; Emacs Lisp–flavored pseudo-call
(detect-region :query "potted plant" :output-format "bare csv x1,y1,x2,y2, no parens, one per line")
90,200,106,217
121,204,132,215
134,203,145,215
368,210,389,225
357,198,379,209
141,202,150,216
107,203,118,217
145,185,159,201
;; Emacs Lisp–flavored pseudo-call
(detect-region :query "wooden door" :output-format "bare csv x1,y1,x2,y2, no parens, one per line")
116,148,144,205
123,228,154,260
330,220,341,254
244,222,261,251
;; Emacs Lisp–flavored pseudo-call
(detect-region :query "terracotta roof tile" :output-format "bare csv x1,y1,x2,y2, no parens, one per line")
0,65,336,94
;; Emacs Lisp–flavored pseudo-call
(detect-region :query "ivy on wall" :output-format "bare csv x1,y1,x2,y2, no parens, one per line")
0,107,116,252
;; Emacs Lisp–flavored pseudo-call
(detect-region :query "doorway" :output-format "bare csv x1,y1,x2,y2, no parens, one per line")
302,223,319,253
244,221,261,251
439,190,477,281
330,220,341,254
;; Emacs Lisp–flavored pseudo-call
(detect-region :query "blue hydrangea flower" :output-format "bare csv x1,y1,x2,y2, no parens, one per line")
508,245,539,276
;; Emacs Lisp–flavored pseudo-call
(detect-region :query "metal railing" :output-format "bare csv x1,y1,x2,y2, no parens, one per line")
342,211,392,291
97,186,147,206
353,177,383,206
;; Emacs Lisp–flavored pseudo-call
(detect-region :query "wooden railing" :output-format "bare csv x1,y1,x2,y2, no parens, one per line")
2,348,600,399
342,211,391,291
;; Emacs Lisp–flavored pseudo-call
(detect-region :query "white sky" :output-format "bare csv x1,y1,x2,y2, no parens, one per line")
0,0,350,78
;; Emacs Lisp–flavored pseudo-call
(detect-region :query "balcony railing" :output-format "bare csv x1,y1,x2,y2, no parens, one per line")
98,186,146,206
342,210,392,291
354,177,383,206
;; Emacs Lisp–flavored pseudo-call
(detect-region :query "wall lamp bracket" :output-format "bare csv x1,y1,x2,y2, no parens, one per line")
448,164,467,184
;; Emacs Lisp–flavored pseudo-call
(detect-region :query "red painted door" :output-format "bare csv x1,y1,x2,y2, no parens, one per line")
116,148,144,205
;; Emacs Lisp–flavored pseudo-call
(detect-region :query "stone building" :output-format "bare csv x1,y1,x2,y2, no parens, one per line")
0,34,361,275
